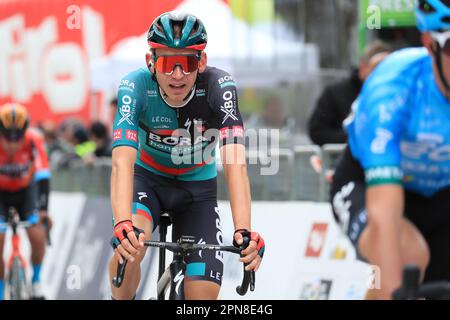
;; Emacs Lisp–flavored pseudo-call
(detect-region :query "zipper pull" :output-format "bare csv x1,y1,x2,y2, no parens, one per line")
177,109,179,119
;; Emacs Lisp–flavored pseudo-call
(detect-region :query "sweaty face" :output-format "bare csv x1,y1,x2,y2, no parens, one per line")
152,48,204,107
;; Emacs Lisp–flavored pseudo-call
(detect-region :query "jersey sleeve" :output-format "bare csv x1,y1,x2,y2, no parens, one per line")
112,70,146,150
30,130,51,181
348,83,411,186
207,70,244,146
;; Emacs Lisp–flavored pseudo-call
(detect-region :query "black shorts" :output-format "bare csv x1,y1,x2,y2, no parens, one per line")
330,147,450,282
0,184,39,233
124,164,224,286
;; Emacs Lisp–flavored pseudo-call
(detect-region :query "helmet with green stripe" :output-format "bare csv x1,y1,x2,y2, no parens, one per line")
147,11,207,51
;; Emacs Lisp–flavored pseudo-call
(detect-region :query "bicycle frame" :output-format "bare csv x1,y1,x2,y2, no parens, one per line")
156,251,186,300
6,225,27,275
0,208,32,300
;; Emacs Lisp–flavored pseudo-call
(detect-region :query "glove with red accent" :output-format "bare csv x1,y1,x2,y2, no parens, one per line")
233,229,265,271
110,219,145,264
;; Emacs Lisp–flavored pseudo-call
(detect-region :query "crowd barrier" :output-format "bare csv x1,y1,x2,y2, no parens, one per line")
51,144,347,202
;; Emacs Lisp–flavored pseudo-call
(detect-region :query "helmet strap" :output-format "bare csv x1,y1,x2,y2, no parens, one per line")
432,42,450,100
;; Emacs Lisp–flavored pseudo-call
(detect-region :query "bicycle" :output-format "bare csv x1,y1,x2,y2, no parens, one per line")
392,264,450,300
112,210,256,300
0,207,51,300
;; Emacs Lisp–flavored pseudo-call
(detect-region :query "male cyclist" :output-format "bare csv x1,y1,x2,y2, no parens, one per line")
0,103,51,300
331,0,450,299
109,12,265,300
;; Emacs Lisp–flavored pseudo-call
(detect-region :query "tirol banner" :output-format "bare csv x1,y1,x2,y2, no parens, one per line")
0,0,185,125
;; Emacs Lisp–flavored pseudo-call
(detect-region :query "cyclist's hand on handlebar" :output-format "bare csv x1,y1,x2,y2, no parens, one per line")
111,219,145,264
233,229,265,272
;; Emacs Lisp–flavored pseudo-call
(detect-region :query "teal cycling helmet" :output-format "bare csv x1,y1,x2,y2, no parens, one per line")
415,0,450,32
147,12,207,50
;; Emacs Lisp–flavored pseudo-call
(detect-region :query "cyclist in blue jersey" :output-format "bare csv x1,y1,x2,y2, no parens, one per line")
108,12,265,300
331,0,450,299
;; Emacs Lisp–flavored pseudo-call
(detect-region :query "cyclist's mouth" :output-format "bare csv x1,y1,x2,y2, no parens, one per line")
169,84,186,89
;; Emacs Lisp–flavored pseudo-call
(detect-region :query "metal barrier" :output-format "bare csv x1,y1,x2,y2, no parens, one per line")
51,144,347,202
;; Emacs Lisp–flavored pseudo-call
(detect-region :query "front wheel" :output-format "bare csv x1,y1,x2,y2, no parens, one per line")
8,257,28,300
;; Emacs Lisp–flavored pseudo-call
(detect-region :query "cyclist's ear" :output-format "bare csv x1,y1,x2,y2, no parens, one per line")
146,51,155,74
421,33,435,55
198,51,207,74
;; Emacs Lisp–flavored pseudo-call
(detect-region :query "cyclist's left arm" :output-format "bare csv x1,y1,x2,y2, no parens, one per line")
220,144,264,271
209,70,265,271
31,129,51,224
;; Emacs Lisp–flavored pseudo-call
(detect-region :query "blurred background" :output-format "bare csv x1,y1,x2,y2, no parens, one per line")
0,0,420,300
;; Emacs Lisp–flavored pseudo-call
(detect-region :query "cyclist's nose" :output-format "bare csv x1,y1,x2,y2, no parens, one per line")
171,65,185,80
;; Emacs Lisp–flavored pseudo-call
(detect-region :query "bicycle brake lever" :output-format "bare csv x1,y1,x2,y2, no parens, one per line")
250,270,255,292
112,260,128,288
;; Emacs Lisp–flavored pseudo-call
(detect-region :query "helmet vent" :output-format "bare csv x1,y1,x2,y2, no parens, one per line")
419,0,436,12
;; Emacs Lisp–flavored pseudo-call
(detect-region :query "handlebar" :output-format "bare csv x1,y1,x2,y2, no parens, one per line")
0,218,52,246
0,221,32,229
393,265,450,300
112,237,256,296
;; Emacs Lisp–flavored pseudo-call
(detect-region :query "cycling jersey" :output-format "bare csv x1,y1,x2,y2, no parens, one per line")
0,129,50,192
346,48,450,197
112,66,244,181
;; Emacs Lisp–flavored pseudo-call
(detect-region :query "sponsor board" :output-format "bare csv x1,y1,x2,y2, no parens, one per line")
26,197,369,299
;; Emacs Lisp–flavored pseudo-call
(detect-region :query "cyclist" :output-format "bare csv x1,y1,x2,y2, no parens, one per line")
0,103,51,300
331,0,450,299
109,11,265,300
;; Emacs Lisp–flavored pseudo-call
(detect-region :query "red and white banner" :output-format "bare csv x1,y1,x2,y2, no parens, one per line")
0,0,184,125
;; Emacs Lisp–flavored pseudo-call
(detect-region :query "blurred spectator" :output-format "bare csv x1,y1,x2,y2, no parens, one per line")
90,121,112,157
246,95,296,148
71,124,96,161
308,40,392,146
53,120,96,168
59,118,83,147
38,121,72,169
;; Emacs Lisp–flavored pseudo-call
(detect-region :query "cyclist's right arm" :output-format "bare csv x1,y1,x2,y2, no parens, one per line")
111,147,143,263
111,70,146,263
366,184,404,299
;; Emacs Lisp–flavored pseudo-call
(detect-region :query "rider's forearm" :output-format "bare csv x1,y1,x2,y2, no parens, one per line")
36,178,50,211
223,162,252,231
111,148,136,224
366,185,404,299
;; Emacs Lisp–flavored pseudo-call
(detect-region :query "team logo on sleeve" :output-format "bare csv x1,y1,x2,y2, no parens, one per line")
219,126,243,139
126,130,138,142
220,90,238,124
118,95,135,126
113,129,122,141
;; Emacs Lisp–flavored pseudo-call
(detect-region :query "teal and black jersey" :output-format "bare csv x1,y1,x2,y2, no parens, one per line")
112,66,244,181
